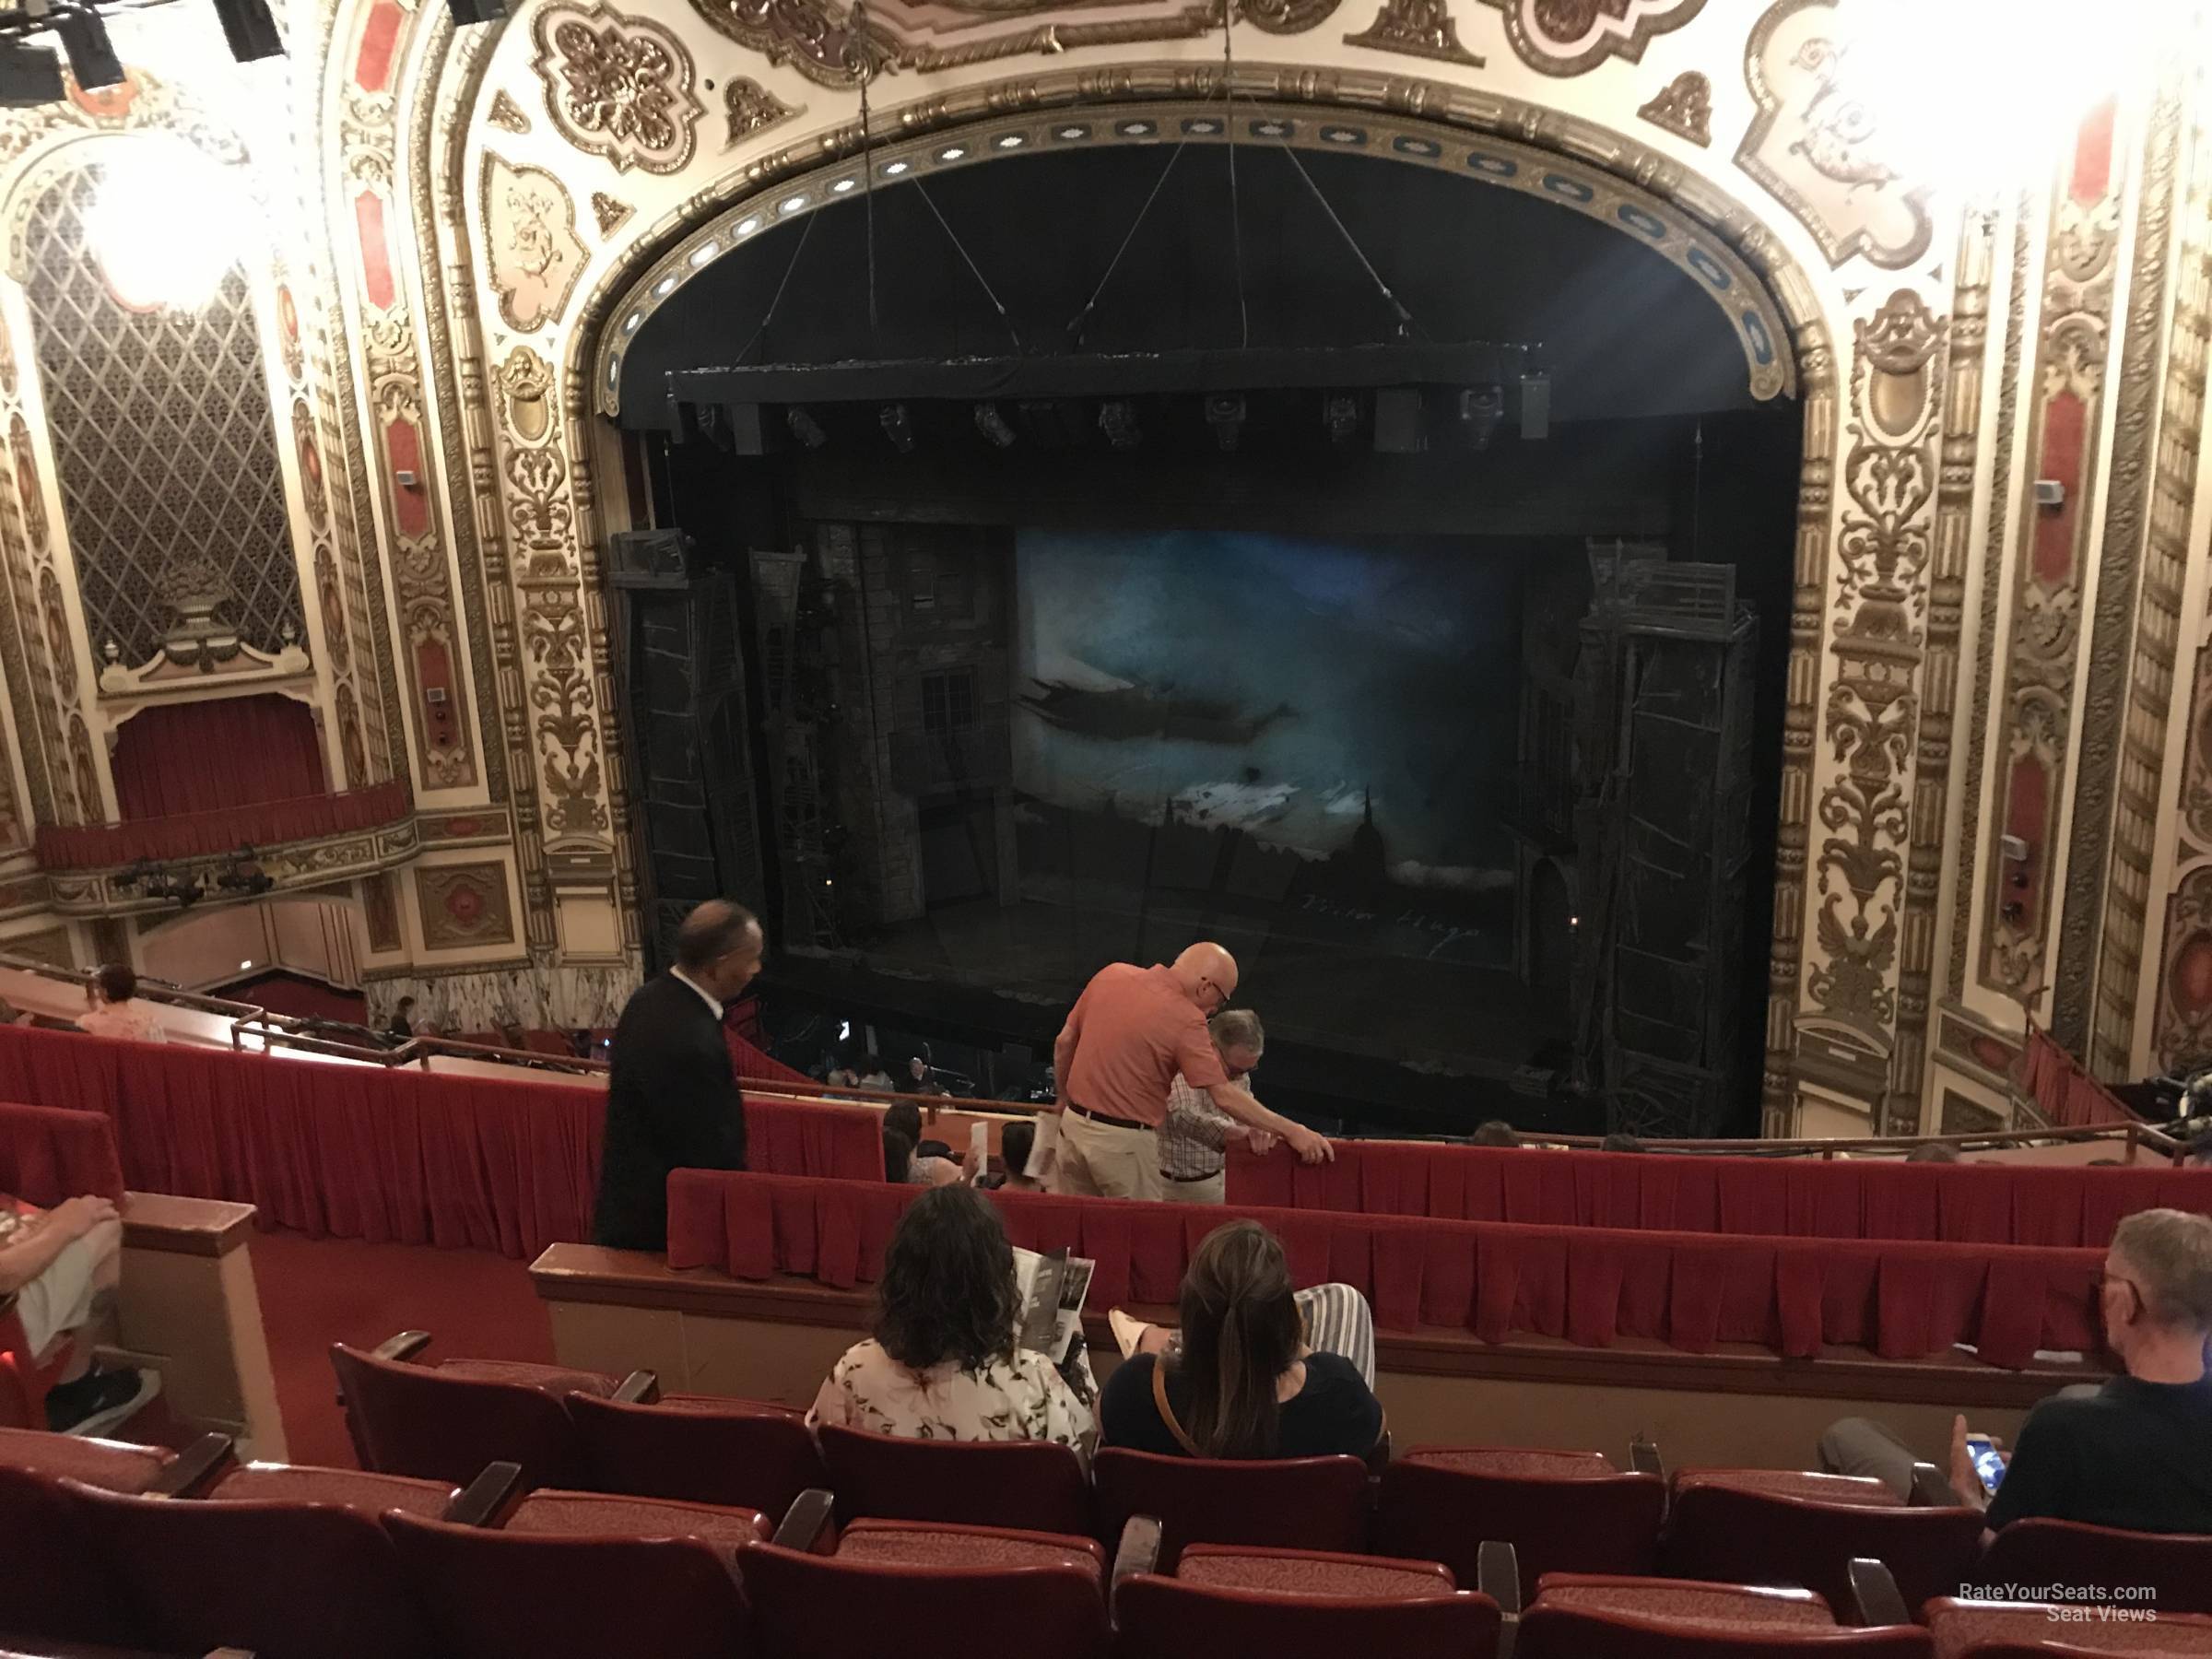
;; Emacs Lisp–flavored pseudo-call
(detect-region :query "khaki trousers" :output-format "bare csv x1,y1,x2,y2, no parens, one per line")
1050,1111,1163,1202
1162,1171,1226,1205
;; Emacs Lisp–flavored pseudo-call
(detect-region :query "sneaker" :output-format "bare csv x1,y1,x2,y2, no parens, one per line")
45,1366,159,1436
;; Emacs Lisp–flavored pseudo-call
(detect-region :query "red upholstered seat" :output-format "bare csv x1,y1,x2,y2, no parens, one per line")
1516,1574,1936,1659
0,1427,175,1494
207,1462,459,1518
500,1488,771,1557
1112,1566,1499,1658
1536,1575,1840,1630
1090,1448,1371,1569
1971,1520,2212,1617
0,1465,148,1647
432,1359,619,1397
1661,1468,1985,1614
740,1536,1111,1658
836,1516,1105,1580
1177,1543,1456,1599
818,1421,1093,1535
330,1340,588,1490
1374,1445,1665,1600
1924,1597,2212,1657
386,1510,750,1659
568,1390,827,1517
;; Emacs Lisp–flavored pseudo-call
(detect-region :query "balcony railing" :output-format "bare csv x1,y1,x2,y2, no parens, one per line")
33,779,416,871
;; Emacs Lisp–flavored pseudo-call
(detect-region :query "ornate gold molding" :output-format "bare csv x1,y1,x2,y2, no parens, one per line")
1345,0,1484,67
1475,0,1701,76
1637,70,1709,147
532,1,705,176
45,818,423,917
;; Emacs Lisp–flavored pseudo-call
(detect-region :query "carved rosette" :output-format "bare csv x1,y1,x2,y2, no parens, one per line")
1476,0,1701,74
531,2,706,175
480,153,588,334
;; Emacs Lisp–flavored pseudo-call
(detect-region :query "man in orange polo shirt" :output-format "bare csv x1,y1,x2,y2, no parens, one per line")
1047,942,1334,1200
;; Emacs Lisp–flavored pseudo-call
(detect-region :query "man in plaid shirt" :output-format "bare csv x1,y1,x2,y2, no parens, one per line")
1158,1009,1275,1204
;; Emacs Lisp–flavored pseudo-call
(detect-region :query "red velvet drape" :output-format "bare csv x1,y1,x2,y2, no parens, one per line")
0,1101,125,1206
667,1171,2104,1370
111,693,328,819
1222,1139,2212,1248
2020,1026,2137,1129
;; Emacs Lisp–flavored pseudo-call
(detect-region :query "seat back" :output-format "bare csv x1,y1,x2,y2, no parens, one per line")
1971,1519,2212,1617
1514,1605,1935,1658
818,1423,1092,1535
1662,1475,1985,1614
0,1465,147,1647
1091,1448,1371,1568
739,1538,1109,1658
385,1510,751,1659
569,1392,826,1517
1111,1573,1499,1659
1374,1450,1665,1600
330,1342,583,1489
71,1477,439,1659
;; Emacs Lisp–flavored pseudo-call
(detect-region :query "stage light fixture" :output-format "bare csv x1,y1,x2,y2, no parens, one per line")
211,0,286,61
444,0,509,23
1323,394,1359,446
973,402,1016,448
1097,399,1140,452
1457,382,1505,451
879,403,914,453
1205,394,1246,453
0,39,65,107
786,406,828,449
53,10,124,91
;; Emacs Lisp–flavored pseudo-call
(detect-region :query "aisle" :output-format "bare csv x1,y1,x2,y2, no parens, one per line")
246,1228,556,1467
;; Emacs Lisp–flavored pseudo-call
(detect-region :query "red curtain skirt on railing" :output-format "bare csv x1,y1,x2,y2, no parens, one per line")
34,779,417,869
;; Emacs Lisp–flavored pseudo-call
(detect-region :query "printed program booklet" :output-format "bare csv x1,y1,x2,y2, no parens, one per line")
1012,1244,1094,1364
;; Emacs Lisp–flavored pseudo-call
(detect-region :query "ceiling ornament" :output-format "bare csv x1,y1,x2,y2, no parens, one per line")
531,1,706,175
1736,0,1933,271
1474,0,1701,76
488,89,533,134
724,76,798,147
480,152,589,335
686,0,893,90
1239,0,1346,30
1345,0,1484,66
1637,69,1710,146
590,192,634,236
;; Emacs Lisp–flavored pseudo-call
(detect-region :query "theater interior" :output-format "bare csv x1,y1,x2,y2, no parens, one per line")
0,0,2210,1650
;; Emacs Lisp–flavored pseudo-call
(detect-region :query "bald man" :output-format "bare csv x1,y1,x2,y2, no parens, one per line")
1047,943,1332,1201
593,900,766,1250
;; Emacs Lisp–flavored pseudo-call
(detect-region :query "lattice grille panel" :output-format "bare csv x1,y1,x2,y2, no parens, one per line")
22,166,302,669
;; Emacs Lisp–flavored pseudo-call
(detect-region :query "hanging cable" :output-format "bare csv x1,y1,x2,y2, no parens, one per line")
846,0,879,340
1271,138,1417,339
733,211,821,366
1065,141,1188,345
912,180,1023,350
1221,0,1249,349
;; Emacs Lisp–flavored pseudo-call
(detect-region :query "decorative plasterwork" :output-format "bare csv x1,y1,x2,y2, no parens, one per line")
1737,0,1934,272
480,152,588,333
1345,0,1485,67
43,818,423,918
590,191,633,235
1982,103,2124,1000
1637,70,1710,147
596,101,1795,414
2156,865,2212,1066
416,859,518,949
531,1,705,176
361,869,402,951
1475,0,1702,76
724,77,798,147
488,89,532,134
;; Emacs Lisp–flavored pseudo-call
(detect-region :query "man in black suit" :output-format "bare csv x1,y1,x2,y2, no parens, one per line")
592,900,766,1251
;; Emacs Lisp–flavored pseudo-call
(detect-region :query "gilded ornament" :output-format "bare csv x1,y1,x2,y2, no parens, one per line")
724,76,797,147
1345,0,1484,66
495,347,555,444
0,318,16,398
1239,0,1345,31
293,399,328,532
531,2,706,176
685,0,894,89
8,414,44,552
1636,70,1709,147
1476,0,1702,76
480,152,589,334
590,192,633,236
488,89,532,134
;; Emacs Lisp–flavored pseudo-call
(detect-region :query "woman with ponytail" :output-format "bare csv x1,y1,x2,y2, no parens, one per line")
1098,1220,1382,1459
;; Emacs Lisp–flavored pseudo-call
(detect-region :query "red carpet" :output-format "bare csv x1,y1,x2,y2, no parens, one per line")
247,1228,554,1468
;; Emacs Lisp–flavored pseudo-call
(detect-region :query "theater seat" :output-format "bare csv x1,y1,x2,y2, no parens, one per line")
1515,1574,1935,1659
818,1422,1092,1535
1662,1468,1986,1614
568,1390,827,1517
1971,1520,2212,1617
0,1427,218,1496
386,1511,751,1659
498,1488,771,1558
1090,1448,1371,1568
206,1461,462,1517
836,1516,1106,1581
1176,1542,1458,1598
739,1535,1111,1658
1374,1446,1666,1601
1112,1547,1499,1658
1923,1596,2212,1656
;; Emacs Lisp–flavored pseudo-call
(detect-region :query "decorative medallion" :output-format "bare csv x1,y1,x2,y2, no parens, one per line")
480,152,588,335
1637,69,1710,147
1239,0,1346,30
530,2,705,176
361,870,403,952
1475,0,1702,75
686,0,894,88
494,347,554,444
65,69,141,123
724,76,796,147
1737,0,1934,271
590,192,633,237
488,88,533,134
9,414,45,553
40,570,76,701
2157,865,2212,1067
292,399,328,532
1345,0,1484,65
274,283,303,382
417,860,518,949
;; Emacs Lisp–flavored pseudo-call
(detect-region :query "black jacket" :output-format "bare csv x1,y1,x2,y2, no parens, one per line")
592,973,747,1251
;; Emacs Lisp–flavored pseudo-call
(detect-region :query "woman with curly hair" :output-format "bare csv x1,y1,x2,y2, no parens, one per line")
806,1184,1097,1456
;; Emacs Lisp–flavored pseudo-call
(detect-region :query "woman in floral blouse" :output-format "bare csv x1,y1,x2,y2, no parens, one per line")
808,1185,1098,1459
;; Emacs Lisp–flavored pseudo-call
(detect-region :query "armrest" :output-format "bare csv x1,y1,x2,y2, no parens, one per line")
772,1488,836,1552
150,1431,235,1497
1846,1558,1909,1627
1477,1539,1523,1616
1908,1460,1960,1508
1111,1514,1163,1592
612,1370,659,1405
444,1461,524,1527
1628,1436,1663,1478
373,1330,432,1364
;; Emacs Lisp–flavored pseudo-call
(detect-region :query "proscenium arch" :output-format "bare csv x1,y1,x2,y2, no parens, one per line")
590,97,1797,417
